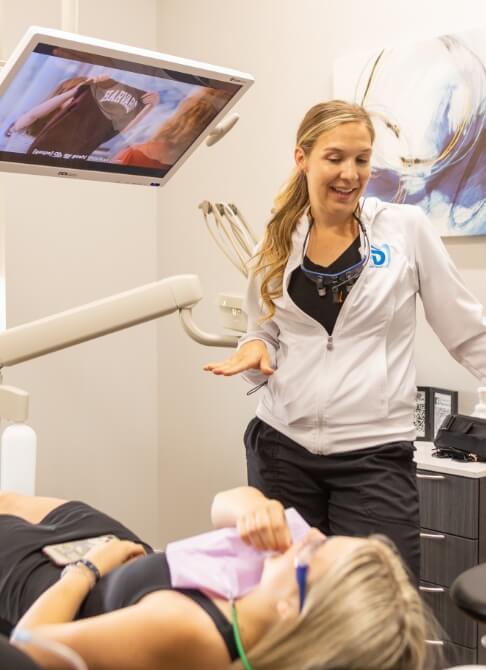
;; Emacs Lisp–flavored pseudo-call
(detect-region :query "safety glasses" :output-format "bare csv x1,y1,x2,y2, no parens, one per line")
294,537,327,611
300,215,370,299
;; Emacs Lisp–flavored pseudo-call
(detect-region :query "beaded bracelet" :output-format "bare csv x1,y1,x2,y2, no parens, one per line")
61,559,101,587
231,600,253,670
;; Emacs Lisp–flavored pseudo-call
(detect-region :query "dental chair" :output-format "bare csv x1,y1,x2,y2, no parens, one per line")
446,563,486,669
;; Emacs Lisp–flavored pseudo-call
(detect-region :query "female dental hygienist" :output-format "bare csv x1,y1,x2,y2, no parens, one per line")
204,99,486,582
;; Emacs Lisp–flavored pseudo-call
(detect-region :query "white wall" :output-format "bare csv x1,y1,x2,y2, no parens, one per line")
155,0,486,543
0,0,161,545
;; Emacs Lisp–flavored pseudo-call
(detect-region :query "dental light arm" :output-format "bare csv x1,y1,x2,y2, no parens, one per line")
179,308,237,347
0,274,236,371
0,274,238,494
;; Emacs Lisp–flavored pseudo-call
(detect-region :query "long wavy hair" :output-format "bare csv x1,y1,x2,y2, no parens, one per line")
254,100,375,319
231,535,441,670
151,88,231,153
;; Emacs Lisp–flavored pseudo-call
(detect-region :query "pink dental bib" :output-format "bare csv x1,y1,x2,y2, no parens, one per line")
166,508,310,599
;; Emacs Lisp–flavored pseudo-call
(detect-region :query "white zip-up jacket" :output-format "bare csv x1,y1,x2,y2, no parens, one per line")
240,197,486,455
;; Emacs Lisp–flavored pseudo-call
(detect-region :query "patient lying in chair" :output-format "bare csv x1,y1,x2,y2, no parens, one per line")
0,486,438,670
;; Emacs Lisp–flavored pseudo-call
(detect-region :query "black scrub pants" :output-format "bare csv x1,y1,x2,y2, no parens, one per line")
244,417,420,583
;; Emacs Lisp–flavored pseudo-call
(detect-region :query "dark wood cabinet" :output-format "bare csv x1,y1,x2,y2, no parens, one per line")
416,451,486,667
418,471,479,538
420,532,477,586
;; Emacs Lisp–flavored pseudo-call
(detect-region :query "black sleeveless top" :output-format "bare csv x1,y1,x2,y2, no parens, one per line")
80,552,238,662
0,501,238,663
288,235,361,334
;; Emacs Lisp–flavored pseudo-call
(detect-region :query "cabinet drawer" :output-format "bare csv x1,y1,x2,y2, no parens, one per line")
420,581,477,648
420,530,478,586
417,470,478,538
427,640,477,669
441,641,477,668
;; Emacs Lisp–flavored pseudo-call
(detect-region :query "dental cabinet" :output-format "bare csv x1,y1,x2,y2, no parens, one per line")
415,443,486,667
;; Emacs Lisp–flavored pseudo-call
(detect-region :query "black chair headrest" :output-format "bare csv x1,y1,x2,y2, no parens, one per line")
450,562,486,622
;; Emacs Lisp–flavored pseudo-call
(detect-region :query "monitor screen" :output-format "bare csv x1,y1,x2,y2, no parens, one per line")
0,27,253,186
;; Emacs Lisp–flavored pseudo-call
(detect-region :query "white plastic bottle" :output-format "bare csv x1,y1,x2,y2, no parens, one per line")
0,423,37,494
472,387,486,419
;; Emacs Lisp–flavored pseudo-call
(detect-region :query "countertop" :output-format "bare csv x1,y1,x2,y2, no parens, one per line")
415,441,486,478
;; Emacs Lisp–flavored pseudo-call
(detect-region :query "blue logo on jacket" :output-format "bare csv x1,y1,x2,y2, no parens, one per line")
370,244,390,268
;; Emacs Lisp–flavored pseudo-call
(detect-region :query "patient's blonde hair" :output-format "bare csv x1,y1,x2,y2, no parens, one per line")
231,536,440,670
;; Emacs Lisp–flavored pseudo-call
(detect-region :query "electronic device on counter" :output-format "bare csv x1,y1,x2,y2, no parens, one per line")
0,26,253,186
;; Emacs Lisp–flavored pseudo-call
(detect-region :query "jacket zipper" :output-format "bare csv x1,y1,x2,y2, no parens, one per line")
282,221,370,444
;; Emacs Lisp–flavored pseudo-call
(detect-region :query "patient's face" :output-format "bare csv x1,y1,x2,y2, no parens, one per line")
307,536,367,581
258,530,366,609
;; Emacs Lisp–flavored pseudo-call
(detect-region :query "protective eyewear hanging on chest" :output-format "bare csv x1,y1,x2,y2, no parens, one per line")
300,214,371,302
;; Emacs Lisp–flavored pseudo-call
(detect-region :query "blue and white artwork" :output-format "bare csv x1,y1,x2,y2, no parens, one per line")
333,30,485,236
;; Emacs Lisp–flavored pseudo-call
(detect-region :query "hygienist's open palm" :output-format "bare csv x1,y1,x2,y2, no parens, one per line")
203,340,274,376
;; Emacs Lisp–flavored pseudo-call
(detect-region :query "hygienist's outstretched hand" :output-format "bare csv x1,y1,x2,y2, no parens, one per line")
203,339,274,376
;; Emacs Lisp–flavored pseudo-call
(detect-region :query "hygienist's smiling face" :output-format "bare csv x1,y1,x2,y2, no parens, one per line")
295,122,373,222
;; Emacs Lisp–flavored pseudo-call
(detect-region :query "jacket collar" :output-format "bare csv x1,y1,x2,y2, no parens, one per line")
285,197,389,279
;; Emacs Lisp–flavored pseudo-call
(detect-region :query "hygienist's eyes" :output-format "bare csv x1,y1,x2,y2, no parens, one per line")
324,156,370,165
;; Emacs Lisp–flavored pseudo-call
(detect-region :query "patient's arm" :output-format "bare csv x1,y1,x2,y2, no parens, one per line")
13,601,194,670
211,486,291,552
14,539,145,631
14,592,231,670
15,567,93,631
210,485,268,527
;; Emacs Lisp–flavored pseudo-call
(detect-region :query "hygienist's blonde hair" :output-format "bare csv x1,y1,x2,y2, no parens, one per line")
231,535,440,670
254,100,375,319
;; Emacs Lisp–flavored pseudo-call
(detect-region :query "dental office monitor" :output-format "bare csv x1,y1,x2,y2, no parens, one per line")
0,26,253,186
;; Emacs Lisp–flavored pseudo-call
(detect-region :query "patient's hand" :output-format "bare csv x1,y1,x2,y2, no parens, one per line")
84,538,146,578
237,499,291,553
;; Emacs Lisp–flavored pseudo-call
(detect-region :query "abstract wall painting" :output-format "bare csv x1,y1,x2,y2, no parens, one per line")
333,30,485,236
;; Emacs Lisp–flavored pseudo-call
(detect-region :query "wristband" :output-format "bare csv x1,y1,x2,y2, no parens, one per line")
75,559,101,582
61,558,101,586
